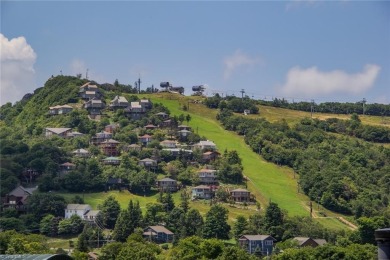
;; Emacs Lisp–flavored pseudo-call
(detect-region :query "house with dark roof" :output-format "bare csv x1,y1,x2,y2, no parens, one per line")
145,124,158,130
143,226,174,243
293,237,327,247
239,235,276,255
124,101,149,119
84,98,105,115
202,151,220,163
59,162,76,177
230,188,251,202
91,131,113,145
1,185,38,213
156,178,178,192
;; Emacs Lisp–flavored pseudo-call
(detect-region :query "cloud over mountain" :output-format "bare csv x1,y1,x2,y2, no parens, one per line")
223,49,261,80
1,34,37,105
280,64,381,98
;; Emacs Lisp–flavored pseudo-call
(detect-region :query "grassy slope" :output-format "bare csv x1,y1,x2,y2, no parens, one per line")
145,94,355,230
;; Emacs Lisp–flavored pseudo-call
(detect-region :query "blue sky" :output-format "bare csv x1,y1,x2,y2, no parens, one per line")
1,1,389,105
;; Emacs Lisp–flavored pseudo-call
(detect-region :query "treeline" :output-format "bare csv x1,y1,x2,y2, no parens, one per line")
204,94,259,114
216,109,390,218
259,98,390,116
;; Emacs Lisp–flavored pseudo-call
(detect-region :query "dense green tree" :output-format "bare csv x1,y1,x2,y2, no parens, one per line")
203,205,231,239
27,193,66,220
185,209,204,237
265,202,284,228
233,215,248,239
100,196,121,229
100,242,124,260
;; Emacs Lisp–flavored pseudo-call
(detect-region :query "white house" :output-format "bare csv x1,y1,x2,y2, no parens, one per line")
65,204,91,219
193,140,217,151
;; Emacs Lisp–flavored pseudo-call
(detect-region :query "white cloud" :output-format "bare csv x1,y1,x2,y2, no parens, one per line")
280,64,381,97
223,49,261,80
0,34,37,105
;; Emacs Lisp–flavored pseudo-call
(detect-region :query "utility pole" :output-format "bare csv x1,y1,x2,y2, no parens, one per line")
240,89,245,99
86,69,89,80
138,76,141,94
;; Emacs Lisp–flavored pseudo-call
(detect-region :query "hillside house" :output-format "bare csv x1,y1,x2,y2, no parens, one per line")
65,204,91,219
192,185,214,200
239,235,276,255
84,210,100,222
72,148,90,158
143,226,174,243
49,105,73,115
91,131,113,145
59,162,76,177
138,134,153,146
156,178,178,192
45,128,72,138
110,95,129,109
230,188,251,202
106,177,124,191
125,144,142,152
162,148,193,158
178,129,191,138
145,124,158,130
160,119,173,128
160,140,177,148
1,186,38,213
105,124,119,133
139,158,157,169
140,99,152,110
155,112,169,119
193,140,217,151
202,151,220,163
79,83,101,99
178,125,191,131
125,101,148,120
198,169,218,185
102,156,121,165
84,98,105,115
99,139,120,156
293,237,327,247
67,131,84,138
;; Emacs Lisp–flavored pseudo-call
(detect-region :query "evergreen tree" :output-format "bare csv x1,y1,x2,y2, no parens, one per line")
265,202,284,228
112,209,131,242
180,189,190,213
76,228,89,252
100,196,121,229
233,215,248,239
203,205,230,239
185,209,204,237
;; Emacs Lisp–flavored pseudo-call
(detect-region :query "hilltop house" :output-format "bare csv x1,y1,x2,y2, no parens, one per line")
230,188,251,202
140,99,152,110
143,226,174,243
110,95,129,109
156,177,178,192
79,83,101,99
198,169,218,185
238,235,276,255
1,185,38,213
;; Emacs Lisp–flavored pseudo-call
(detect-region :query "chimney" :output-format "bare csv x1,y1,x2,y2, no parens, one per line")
375,228,390,260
